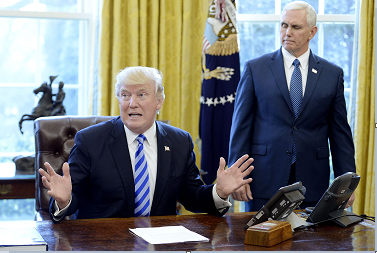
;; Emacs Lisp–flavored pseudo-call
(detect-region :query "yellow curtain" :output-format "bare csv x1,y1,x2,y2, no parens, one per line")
98,0,207,149
353,0,375,217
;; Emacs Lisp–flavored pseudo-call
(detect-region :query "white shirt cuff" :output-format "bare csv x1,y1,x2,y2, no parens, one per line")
53,196,72,217
212,183,232,212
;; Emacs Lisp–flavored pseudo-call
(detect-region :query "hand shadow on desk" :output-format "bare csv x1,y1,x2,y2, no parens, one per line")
53,229,72,251
132,217,156,251
211,221,232,246
133,236,156,251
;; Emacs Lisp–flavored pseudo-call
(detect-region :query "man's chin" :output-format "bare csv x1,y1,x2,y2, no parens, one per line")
123,120,140,131
282,44,295,50
124,121,151,134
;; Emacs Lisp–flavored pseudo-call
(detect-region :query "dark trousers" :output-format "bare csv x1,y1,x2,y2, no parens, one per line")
243,163,318,212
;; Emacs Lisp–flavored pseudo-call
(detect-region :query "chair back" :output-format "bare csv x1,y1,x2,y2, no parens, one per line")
34,115,115,219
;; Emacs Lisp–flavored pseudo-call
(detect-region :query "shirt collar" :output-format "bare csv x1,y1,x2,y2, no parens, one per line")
124,122,156,147
282,47,310,70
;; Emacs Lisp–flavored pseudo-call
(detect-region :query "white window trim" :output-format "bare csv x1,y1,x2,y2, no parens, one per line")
0,9,94,115
0,10,92,19
237,14,355,22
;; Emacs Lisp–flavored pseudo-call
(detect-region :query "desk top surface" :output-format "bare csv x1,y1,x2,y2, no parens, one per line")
4,212,374,251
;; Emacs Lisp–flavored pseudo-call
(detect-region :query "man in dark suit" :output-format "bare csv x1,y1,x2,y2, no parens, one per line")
228,1,356,211
39,66,254,222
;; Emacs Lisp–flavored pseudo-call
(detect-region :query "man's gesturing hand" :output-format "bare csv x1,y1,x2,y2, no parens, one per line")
231,184,253,202
39,162,72,209
216,154,254,199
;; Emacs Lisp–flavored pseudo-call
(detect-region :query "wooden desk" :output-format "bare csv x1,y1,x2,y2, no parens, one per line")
0,163,34,199
22,212,374,251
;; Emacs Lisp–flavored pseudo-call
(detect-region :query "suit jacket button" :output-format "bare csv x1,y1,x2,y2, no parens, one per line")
293,126,298,131
286,151,291,155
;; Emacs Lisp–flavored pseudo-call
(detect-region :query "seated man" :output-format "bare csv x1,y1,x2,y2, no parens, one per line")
39,66,254,222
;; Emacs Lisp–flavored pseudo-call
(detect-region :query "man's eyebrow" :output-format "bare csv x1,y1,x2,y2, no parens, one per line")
120,87,149,93
281,22,302,27
138,87,150,93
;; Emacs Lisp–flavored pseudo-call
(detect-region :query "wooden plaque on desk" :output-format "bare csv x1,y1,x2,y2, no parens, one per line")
244,220,293,247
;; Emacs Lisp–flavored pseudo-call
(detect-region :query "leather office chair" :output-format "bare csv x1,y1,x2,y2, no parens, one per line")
34,115,115,220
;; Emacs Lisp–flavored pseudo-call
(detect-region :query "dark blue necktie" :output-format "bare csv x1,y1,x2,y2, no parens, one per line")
134,134,150,217
290,59,302,164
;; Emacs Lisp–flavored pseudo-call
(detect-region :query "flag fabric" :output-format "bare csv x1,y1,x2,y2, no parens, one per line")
199,0,240,185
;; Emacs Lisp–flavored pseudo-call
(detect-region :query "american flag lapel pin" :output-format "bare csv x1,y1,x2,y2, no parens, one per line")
312,68,317,74
164,146,170,151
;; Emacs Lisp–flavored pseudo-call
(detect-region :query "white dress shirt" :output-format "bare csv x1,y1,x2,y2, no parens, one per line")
282,47,310,95
125,123,158,207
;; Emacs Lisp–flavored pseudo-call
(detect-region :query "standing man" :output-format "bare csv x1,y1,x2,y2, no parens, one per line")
228,1,356,211
39,66,254,222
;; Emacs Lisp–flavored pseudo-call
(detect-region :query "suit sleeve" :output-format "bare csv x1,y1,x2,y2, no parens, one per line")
48,130,91,222
67,131,93,214
328,69,356,177
228,62,256,167
178,132,228,216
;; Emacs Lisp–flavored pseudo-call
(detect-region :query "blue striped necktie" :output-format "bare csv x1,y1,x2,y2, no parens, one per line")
290,59,303,164
134,134,150,217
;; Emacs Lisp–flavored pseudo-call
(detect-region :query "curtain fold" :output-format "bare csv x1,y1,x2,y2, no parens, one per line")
353,0,375,217
98,0,207,150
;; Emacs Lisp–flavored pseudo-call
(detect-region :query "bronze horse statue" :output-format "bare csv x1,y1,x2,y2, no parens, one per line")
19,76,58,134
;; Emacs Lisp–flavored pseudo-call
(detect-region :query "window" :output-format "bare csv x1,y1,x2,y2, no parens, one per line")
0,0,96,220
237,0,355,107
236,0,356,200
0,0,94,163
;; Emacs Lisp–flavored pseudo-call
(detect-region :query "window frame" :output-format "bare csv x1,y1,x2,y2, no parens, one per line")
237,13,355,99
0,6,94,116
0,3,96,161
236,2,356,186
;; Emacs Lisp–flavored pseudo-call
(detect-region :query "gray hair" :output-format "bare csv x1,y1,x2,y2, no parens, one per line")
115,66,165,100
282,1,317,27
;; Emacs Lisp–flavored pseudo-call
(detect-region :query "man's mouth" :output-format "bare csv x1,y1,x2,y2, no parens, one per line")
129,113,142,118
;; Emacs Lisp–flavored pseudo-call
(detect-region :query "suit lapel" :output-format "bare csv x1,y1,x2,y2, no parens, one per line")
297,52,322,118
108,117,135,216
270,49,323,119
150,122,172,215
269,48,294,114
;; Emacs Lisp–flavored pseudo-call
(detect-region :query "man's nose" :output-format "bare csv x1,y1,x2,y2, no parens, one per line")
129,95,138,107
285,26,292,36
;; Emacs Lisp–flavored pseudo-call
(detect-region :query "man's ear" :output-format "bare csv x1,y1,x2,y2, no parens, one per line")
309,26,318,40
156,97,164,110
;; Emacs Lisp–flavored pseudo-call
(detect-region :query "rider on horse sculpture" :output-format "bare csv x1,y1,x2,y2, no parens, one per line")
19,75,66,134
